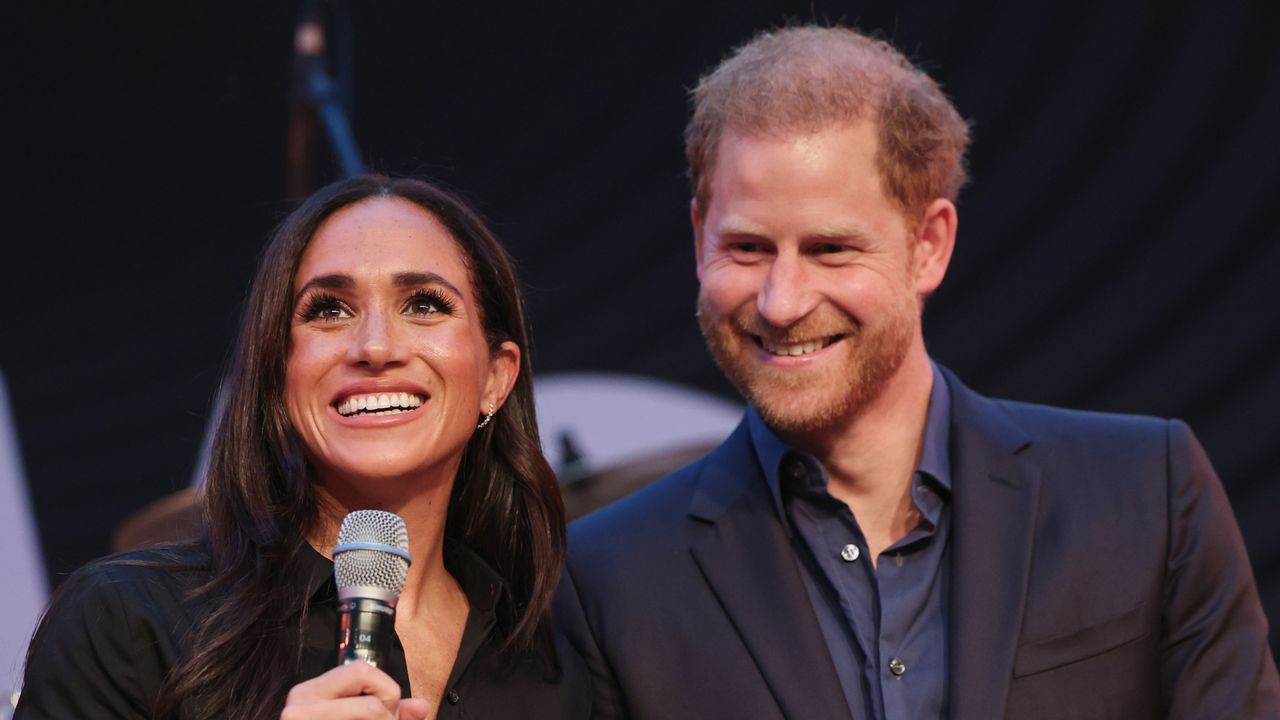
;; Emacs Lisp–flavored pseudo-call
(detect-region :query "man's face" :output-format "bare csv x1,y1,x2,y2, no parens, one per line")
694,122,927,435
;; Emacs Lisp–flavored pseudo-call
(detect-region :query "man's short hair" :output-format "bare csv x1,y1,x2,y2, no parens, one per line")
685,25,971,223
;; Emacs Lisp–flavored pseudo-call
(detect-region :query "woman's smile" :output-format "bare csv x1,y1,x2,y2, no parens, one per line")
334,391,426,418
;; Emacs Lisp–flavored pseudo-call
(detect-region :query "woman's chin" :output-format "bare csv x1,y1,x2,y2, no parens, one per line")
313,455,458,501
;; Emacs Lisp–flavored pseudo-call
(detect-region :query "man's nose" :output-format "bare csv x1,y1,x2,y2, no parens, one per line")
346,311,409,370
757,253,818,327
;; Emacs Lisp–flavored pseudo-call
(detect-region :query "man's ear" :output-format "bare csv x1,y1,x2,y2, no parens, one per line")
483,341,521,415
691,198,705,282
913,198,957,296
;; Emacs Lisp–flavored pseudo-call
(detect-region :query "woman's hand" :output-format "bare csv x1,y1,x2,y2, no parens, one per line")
281,661,431,720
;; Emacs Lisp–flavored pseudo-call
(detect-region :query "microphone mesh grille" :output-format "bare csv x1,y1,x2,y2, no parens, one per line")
333,510,410,596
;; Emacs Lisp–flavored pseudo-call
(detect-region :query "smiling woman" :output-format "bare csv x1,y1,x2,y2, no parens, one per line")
16,177,587,720
285,197,520,518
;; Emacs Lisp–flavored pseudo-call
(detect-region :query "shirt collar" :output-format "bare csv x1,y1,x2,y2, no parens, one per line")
302,538,513,631
444,541,513,631
918,362,952,493
751,361,953,525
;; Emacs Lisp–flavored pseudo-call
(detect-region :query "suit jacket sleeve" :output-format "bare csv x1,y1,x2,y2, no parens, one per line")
1160,420,1280,717
554,559,629,720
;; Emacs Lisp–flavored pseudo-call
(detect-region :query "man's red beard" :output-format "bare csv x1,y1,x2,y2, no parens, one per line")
697,294,915,434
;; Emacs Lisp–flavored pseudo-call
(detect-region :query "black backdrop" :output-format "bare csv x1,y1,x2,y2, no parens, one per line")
7,1,1279,655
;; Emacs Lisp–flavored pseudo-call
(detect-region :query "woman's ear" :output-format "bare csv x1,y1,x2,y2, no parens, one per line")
482,340,521,414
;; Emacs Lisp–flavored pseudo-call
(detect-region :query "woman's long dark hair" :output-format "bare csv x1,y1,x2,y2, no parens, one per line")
154,175,565,718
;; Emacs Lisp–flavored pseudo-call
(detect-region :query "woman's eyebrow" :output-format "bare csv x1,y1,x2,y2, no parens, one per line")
393,271,463,298
293,272,464,305
294,273,354,304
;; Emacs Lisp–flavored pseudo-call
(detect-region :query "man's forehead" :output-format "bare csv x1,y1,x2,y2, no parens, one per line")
711,122,880,185
718,120,878,151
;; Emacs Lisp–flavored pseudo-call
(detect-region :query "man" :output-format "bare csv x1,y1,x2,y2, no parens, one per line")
554,25,1279,719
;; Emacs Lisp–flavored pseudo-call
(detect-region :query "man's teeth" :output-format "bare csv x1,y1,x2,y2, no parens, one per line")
336,392,425,417
760,338,832,356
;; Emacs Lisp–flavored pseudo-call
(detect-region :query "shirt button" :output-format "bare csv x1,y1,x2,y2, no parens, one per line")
888,657,907,677
446,689,461,705
840,544,860,562
786,459,806,481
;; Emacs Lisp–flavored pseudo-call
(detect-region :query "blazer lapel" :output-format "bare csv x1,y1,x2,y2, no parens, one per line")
687,421,853,720
943,371,1042,720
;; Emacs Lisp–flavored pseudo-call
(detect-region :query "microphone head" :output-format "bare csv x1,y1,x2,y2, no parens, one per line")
333,510,412,604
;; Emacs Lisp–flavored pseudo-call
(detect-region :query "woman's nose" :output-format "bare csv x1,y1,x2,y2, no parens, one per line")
345,312,409,370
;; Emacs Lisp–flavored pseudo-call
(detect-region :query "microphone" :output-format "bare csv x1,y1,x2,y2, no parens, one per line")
333,510,412,668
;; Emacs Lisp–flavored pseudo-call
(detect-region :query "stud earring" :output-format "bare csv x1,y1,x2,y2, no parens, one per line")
477,401,496,430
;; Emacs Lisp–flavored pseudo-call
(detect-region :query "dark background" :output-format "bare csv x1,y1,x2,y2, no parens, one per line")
6,1,1278,656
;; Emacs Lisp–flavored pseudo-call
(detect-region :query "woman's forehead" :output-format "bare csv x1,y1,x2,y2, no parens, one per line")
296,197,471,289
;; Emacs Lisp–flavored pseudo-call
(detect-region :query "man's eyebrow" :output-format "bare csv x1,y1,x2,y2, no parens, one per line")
393,271,463,298
715,216,769,237
802,224,874,242
294,274,354,305
715,217,874,242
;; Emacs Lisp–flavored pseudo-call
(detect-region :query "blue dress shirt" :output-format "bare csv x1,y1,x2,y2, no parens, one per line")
749,364,952,720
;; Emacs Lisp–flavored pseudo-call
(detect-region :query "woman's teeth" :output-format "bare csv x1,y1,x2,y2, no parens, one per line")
336,392,425,417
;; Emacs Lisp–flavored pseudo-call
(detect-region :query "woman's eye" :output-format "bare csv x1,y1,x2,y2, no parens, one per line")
299,295,351,322
409,298,439,315
405,290,456,317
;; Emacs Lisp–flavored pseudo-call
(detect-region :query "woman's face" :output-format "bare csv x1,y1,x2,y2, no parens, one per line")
285,196,518,497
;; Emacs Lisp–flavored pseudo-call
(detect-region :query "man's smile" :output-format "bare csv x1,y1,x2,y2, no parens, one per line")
754,334,845,357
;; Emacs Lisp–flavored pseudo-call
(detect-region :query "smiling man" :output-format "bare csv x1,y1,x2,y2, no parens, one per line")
553,25,1279,720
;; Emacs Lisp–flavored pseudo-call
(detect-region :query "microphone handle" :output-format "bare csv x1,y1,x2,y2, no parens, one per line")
336,597,396,667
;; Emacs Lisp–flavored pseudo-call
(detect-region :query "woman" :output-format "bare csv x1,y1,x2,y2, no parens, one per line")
18,176,587,719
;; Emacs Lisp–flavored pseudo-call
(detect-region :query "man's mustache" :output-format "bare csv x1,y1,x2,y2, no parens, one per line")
727,308,859,345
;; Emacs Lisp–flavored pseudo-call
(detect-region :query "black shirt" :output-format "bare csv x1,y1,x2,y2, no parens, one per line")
16,542,589,719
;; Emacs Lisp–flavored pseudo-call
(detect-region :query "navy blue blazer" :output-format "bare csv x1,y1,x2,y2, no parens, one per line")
554,369,1279,719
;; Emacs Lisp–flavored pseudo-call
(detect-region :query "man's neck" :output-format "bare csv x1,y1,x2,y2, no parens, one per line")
781,346,936,562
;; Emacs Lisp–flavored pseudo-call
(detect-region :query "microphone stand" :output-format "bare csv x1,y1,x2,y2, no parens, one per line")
288,0,364,198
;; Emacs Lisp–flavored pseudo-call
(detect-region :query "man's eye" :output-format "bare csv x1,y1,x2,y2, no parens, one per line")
811,243,859,264
728,241,769,257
